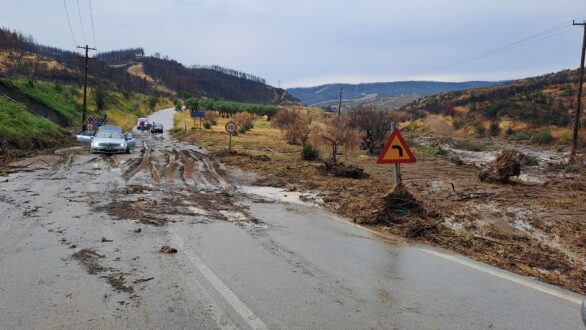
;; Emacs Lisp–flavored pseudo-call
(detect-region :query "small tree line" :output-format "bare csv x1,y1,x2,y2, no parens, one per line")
189,64,267,85
273,108,402,163
184,97,278,119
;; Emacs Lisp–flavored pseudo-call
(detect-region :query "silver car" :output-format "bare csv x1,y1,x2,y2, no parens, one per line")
90,131,136,154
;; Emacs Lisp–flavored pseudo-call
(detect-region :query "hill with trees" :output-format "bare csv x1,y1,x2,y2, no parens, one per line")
287,81,499,106
400,69,581,130
0,27,295,105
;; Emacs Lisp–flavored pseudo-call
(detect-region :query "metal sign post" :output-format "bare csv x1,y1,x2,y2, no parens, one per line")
377,123,416,187
225,122,237,150
390,122,402,186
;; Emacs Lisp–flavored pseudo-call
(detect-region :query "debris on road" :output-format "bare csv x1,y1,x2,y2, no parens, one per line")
106,272,134,293
159,246,178,254
479,150,521,184
101,237,113,243
319,161,369,179
72,249,106,274
133,277,154,284
133,228,142,233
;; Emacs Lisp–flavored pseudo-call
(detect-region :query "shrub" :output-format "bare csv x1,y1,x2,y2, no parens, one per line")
514,131,530,140
203,121,212,129
238,121,254,134
474,122,486,137
452,139,487,152
272,108,301,128
301,144,320,161
233,112,256,126
564,163,581,173
530,129,553,145
489,121,500,137
505,126,514,136
204,111,219,123
560,134,570,144
452,118,465,130
285,113,311,145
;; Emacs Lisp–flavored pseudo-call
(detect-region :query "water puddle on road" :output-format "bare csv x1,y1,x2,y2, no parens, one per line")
239,186,324,206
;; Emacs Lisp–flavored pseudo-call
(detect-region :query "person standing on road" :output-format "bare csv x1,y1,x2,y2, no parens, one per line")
139,119,145,132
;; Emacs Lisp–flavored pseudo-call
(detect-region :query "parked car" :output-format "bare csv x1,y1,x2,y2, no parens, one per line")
90,131,135,154
76,130,96,149
150,122,164,133
136,117,149,131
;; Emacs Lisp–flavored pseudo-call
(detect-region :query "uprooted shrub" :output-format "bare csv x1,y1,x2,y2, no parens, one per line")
318,161,368,179
365,184,441,238
479,150,521,184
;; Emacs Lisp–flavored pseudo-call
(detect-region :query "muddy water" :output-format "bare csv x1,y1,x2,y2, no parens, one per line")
0,108,583,329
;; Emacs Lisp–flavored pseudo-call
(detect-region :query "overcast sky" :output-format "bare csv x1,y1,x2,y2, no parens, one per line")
1,0,586,87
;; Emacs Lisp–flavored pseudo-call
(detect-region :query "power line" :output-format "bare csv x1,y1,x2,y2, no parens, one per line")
411,20,583,79
88,0,96,48
76,0,87,45
62,0,77,47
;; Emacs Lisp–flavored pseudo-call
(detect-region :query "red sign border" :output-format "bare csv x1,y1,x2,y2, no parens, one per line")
376,128,416,164
225,121,238,134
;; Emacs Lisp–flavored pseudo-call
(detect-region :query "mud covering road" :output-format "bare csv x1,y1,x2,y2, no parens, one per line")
0,108,584,329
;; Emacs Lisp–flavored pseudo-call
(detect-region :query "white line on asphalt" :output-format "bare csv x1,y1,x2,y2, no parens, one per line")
172,232,270,330
419,247,583,305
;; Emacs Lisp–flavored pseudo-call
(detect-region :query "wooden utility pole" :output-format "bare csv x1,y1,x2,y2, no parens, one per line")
338,85,343,116
570,21,586,162
77,45,96,131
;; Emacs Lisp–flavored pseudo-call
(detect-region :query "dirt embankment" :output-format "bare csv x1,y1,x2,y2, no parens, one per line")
0,134,73,169
173,118,586,295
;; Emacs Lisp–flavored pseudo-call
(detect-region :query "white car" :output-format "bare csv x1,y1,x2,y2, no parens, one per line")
90,131,135,154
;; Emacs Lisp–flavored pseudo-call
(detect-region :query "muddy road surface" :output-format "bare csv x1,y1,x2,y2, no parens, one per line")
0,108,583,329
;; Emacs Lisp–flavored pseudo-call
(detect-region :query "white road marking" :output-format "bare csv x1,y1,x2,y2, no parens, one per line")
419,247,584,305
172,232,269,330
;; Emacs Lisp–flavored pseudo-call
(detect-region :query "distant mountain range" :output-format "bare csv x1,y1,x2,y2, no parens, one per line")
287,81,500,108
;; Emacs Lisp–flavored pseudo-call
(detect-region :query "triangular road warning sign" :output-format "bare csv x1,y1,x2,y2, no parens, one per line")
377,128,416,164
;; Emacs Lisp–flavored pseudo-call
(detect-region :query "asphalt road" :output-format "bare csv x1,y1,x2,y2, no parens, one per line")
0,108,584,329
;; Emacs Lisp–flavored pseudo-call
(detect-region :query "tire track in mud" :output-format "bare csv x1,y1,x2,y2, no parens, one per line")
163,150,176,185
179,150,194,182
181,150,222,192
122,148,149,181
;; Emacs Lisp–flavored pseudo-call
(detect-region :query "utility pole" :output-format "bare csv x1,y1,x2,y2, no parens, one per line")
571,21,586,163
338,84,343,116
77,45,96,131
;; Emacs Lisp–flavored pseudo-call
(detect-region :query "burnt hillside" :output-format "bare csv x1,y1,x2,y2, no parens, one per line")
138,57,297,104
400,69,580,127
0,27,296,104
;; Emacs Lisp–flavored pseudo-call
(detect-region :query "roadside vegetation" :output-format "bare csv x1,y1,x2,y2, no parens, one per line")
0,78,79,121
0,96,69,164
173,106,586,295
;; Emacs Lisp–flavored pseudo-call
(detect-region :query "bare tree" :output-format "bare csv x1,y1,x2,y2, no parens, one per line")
348,108,395,155
311,115,361,163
